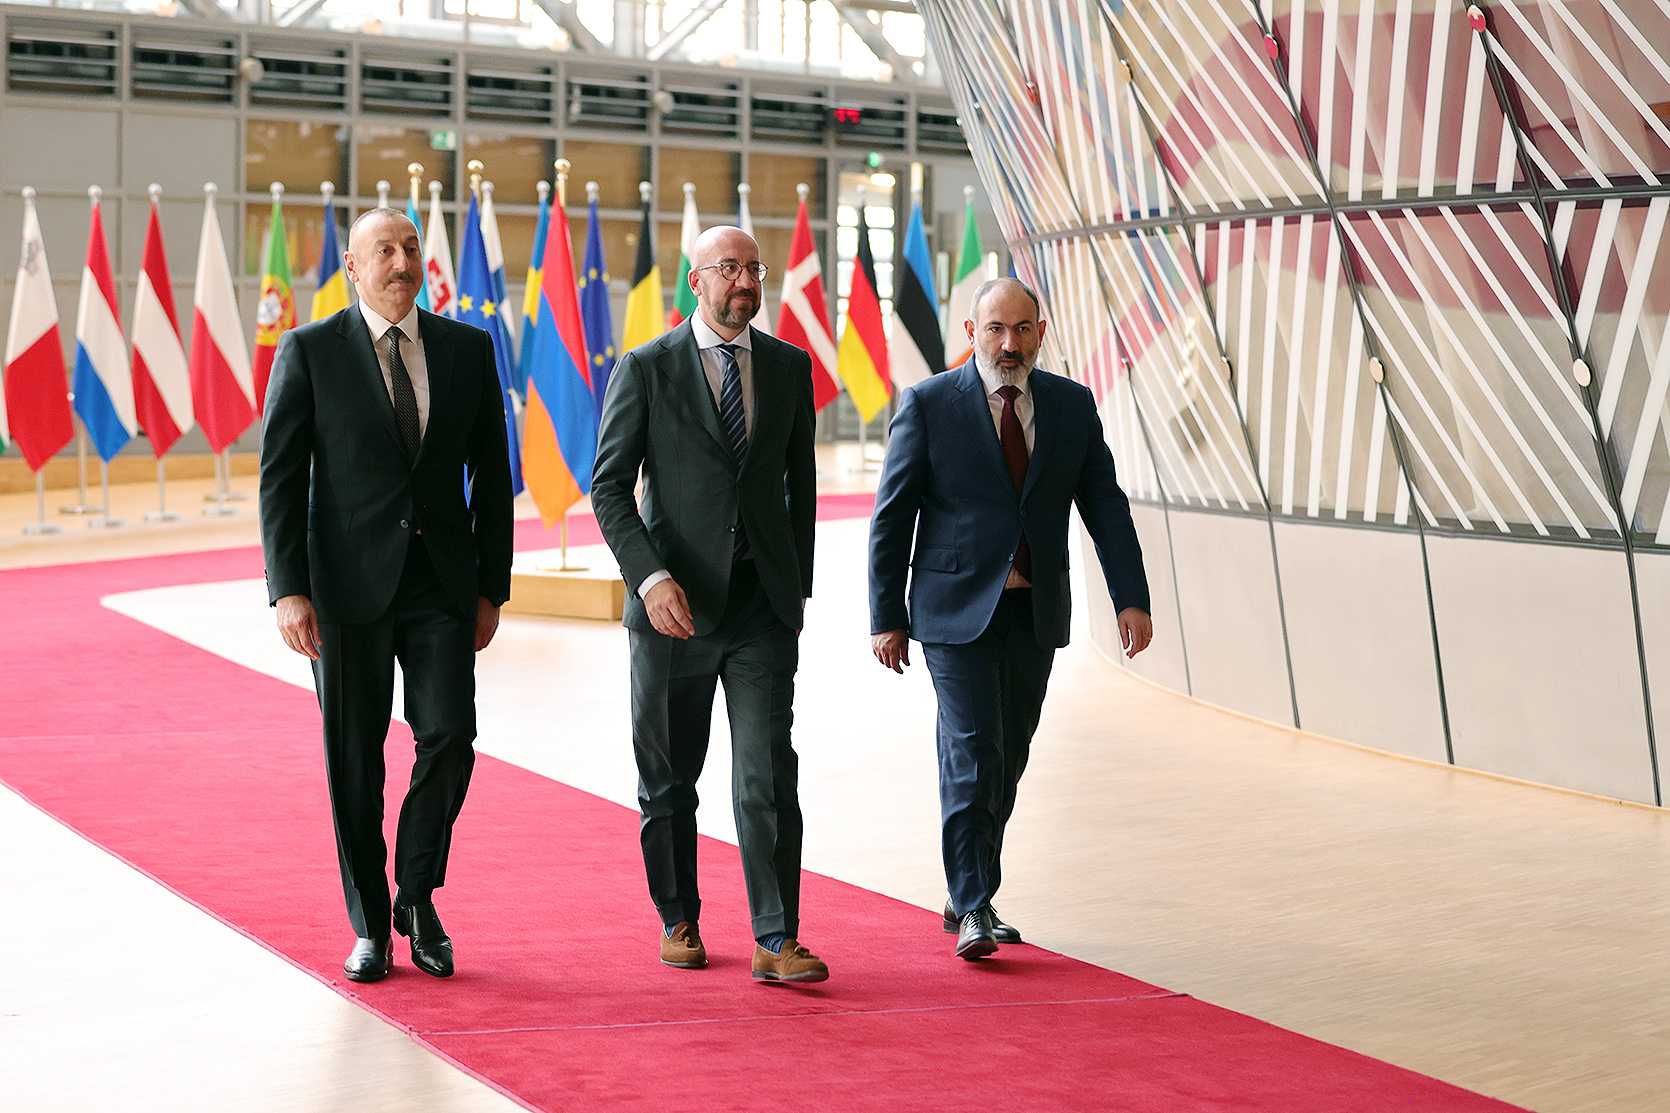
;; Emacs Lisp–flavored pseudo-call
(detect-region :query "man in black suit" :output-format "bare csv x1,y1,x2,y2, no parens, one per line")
259,208,513,983
869,278,1151,960
592,225,826,983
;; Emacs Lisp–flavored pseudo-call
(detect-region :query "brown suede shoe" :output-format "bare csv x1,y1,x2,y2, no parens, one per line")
660,922,707,968
751,939,829,983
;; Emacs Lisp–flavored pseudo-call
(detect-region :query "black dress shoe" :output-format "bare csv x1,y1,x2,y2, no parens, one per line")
955,907,999,960
344,936,392,983
943,900,1023,945
393,900,454,978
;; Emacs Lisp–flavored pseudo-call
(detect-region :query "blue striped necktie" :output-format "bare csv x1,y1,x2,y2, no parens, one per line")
718,343,748,464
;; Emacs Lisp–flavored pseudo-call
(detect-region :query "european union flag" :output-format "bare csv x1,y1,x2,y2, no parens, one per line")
579,195,617,417
458,190,525,496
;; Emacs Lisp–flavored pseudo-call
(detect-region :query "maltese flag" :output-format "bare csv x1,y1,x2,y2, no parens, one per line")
187,185,256,454
3,189,75,472
72,190,136,463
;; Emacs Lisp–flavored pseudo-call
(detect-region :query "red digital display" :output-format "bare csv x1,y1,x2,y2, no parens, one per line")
833,108,863,124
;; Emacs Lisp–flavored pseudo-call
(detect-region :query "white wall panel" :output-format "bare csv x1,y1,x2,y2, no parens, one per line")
1166,510,1293,726
1082,501,1189,693
1,106,119,191
1274,521,1446,762
1426,536,1655,802
1627,551,1670,781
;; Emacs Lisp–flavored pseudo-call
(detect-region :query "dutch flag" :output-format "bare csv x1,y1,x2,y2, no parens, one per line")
73,187,136,463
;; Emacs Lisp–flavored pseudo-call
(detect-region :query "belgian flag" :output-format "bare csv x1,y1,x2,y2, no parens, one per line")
622,184,665,353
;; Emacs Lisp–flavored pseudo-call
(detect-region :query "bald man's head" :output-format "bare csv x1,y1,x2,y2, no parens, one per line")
688,225,764,336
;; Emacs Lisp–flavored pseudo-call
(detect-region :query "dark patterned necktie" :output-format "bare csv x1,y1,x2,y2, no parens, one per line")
387,326,421,459
718,343,748,463
998,384,1032,581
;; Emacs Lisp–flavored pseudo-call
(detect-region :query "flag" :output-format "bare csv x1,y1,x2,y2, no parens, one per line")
891,197,944,390
188,187,256,454
516,182,551,397
737,183,771,336
311,193,351,321
944,191,984,369
423,185,457,317
621,187,664,352
72,193,136,463
252,193,296,414
670,183,698,329
774,189,840,411
836,201,891,424
407,180,428,312
457,190,524,496
580,193,617,416
480,183,518,360
4,190,74,472
131,192,193,457
522,185,596,526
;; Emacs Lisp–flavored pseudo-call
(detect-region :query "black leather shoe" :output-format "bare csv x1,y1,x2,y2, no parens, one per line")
393,901,454,978
943,900,1022,945
344,936,392,983
955,907,999,960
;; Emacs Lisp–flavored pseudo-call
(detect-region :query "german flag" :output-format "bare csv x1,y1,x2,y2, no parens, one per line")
836,199,890,423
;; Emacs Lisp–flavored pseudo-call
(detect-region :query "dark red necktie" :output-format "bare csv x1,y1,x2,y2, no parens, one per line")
998,385,1032,582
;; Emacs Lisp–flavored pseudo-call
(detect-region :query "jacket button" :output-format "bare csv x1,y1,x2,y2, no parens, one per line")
400,519,409,529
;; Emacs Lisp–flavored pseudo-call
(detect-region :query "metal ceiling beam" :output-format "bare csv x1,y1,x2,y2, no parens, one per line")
835,3,916,82
172,0,231,21
532,0,606,52
645,0,728,63
276,0,330,29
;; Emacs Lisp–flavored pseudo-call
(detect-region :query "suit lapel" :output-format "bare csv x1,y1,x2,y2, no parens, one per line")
661,324,733,462
417,310,455,460
337,308,408,457
744,328,786,472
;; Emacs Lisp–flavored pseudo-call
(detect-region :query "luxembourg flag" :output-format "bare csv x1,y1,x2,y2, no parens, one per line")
130,187,193,457
187,184,256,454
521,185,595,527
4,188,75,473
72,188,136,462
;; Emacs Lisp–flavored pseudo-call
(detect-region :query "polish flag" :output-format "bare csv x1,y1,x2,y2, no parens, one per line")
187,184,255,454
131,187,193,457
774,184,840,411
72,189,136,463
3,188,74,473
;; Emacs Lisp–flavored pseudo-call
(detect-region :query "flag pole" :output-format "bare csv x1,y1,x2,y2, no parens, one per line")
376,179,391,208
213,182,282,508
59,422,98,514
204,447,237,516
89,459,123,528
25,471,60,535
553,157,587,573
146,457,180,522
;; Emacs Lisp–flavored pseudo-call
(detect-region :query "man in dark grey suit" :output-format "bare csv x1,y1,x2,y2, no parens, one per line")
869,277,1151,961
592,225,826,983
259,208,513,984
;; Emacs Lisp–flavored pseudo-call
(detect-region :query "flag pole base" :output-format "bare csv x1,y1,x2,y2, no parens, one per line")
27,473,61,534
145,511,183,523
536,515,589,572
59,504,101,515
147,459,181,521
88,516,125,528
23,523,62,535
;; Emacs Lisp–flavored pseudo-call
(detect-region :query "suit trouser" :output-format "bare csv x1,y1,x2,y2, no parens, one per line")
628,560,803,939
312,538,478,938
922,588,1056,919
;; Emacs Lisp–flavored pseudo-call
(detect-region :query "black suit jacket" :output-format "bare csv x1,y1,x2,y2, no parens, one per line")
259,306,514,625
591,320,817,636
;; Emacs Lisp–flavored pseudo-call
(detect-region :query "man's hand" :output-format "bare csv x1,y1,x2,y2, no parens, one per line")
1117,607,1153,659
475,598,501,652
872,629,910,673
644,578,695,639
276,594,322,660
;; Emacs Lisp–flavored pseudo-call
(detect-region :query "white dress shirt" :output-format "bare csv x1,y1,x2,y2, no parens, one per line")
360,301,430,438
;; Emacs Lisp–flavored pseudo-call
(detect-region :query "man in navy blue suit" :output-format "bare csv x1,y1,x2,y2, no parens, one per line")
868,277,1152,960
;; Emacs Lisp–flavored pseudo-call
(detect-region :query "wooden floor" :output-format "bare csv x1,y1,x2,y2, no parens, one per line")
4,448,1668,1113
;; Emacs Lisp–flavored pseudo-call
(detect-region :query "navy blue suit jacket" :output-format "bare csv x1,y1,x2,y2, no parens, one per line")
868,360,1149,648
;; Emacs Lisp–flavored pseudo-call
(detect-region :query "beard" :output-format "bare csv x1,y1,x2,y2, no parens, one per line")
975,347,1031,387
712,289,759,330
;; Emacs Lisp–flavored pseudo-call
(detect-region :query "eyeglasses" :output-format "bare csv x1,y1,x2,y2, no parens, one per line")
694,261,770,282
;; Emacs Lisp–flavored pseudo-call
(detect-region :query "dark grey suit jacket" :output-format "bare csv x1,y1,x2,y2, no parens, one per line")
258,306,514,626
592,319,817,636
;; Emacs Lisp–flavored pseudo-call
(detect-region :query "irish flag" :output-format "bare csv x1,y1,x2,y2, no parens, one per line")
188,185,256,455
252,187,296,414
669,182,698,329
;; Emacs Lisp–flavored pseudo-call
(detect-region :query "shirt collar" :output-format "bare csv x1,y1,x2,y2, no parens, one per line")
691,312,754,354
975,357,1032,398
361,301,420,343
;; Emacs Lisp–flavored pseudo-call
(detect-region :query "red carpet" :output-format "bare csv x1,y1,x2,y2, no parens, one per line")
0,504,1527,1112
